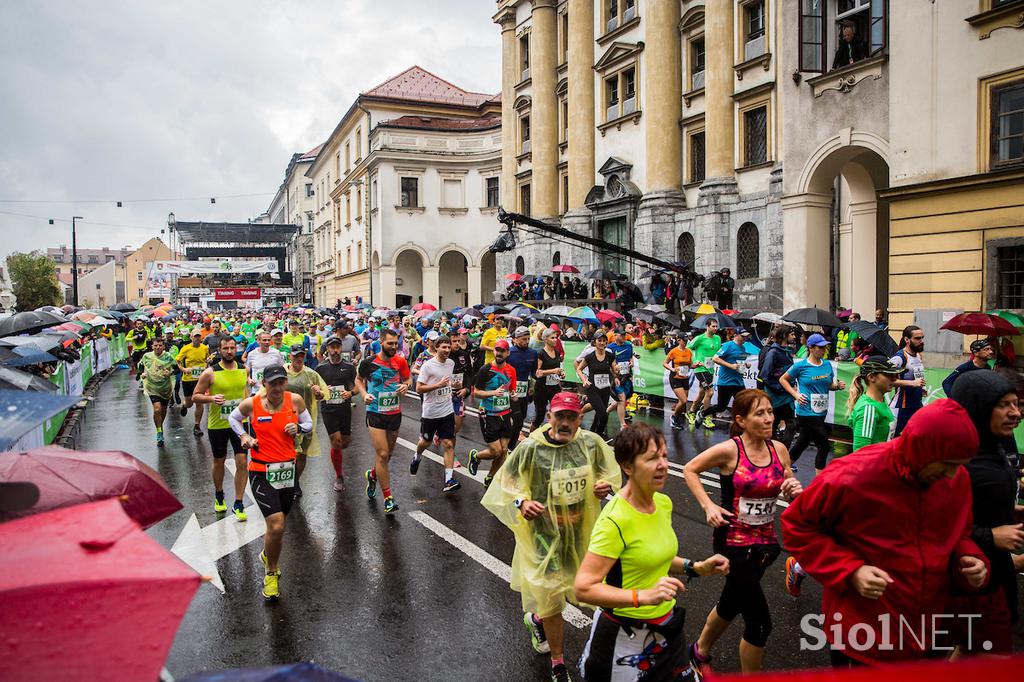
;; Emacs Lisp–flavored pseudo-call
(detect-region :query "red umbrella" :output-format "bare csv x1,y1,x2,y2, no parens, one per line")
596,309,624,323
551,265,580,274
940,312,1019,337
411,303,437,312
0,498,201,682
0,446,182,528
505,273,525,281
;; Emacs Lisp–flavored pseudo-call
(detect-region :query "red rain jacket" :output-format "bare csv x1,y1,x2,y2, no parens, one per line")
781,399,989,664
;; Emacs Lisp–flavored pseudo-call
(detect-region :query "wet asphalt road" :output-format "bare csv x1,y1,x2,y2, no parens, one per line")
80,369,870,680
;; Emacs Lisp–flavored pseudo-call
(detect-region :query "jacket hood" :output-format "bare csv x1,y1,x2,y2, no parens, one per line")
949,369,1015,447
891,399,979,477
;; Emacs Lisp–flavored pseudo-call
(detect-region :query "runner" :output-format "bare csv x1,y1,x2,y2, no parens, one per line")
607,328,636,427
847,355,903,451
449,328,475,436
128,319,150,389
469,338,518,488
779,333,846,476
356,328,411,514
176,327,210,437
162,327,183,406
507,326,539,449
531,328,565,433
330,321,362,367
480,392,621,682
228,365,313,601
758,326,797,447
702,329,752,428
662,332,693,430
574,331,618,441
245,330,285,395
191,336,249,520
480,316,509,365
413,335,461,493
890,325,927,436
139,336,177,446
316,335,357,492
686,319,722,429
283,345,328,498
683,389,802,676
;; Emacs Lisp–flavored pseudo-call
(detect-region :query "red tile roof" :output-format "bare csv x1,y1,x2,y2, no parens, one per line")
298,144,323,162
56,273,73,286
363,66,496,107
379,115,501,132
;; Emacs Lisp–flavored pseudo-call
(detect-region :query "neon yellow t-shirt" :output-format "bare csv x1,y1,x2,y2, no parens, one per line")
481,327,508,365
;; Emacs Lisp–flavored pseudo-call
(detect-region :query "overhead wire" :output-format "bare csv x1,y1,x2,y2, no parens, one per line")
0,192,273,204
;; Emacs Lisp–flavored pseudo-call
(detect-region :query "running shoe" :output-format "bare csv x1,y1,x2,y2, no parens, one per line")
213,495,227,513
262,571,280,601
671,416,683,430
156,431,164,446
702,416,715,429
383,496,398,514
468,449,480,476
550,663,569,682
686,412,697,427
785,556,805,597
260,549,268,570
483,474,494,489
688,642,712,681
523,611,550,654
193,425,203,437
333,476,345,492
232,501,247,522
410,455,421,476
442,478,462,493
364,469,377,499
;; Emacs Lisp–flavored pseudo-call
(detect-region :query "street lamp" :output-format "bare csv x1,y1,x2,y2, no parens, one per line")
71,216,83,306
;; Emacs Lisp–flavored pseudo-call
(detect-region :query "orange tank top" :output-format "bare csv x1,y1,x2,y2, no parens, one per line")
249,392,298,472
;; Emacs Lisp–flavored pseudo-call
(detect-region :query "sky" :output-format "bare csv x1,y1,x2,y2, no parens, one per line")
0,0,499,263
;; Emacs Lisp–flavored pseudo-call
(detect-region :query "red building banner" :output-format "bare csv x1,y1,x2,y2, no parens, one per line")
213,288,260,301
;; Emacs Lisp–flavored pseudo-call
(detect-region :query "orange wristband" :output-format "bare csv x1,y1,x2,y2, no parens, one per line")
631,589,639,608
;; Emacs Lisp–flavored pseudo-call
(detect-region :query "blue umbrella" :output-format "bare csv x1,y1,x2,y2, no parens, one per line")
482,305,510,315
180,662,360,682
2,347,59,367
0,389,81,451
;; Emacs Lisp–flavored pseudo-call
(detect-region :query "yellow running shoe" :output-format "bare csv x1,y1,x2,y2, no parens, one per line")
213,495,227,513
262,571,280,601
232,501,247,522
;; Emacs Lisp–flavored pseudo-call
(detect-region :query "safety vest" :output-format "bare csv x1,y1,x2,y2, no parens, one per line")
835,329,850,352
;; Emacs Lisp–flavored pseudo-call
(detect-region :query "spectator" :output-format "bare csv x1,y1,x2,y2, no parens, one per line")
873,308,887,330
831,24,868,70
943,339,994,397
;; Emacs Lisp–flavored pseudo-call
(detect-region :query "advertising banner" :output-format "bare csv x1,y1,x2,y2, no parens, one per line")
145,262,173,298
214,288,261,301
154,260,278,275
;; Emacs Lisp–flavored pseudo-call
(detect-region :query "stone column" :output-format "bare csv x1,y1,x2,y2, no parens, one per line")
378,265,397,309
422,266,440,308
566,0,594,210
496,7,519,209
467,265,483,307
531,0,559,218
643,0,682,192
781,193,832,310
704,0,735,182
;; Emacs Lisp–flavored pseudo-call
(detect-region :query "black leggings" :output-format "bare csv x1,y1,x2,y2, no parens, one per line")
585,385,612,438
532,382,559,432
508,396,529,449
771,402,795,448
789,415,831,469
703,385,744,418
715,546,779,648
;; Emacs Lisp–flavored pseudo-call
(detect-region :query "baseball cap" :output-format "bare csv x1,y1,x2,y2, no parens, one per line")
425,330,440,342
289,345,306,355
190,327,203,337
263,365,288,382
860,355,903,375
806,333,829,347
325,335,342,346
271,328,284,336
549,392,584,414
735,328,751,337
494,339,510,351
513,326,530,338
970,339,992,354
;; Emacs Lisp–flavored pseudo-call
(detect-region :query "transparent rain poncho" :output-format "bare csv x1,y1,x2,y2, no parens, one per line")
481,425,621,618
284,365,329,457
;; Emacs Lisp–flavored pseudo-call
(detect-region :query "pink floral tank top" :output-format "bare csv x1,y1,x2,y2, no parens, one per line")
714,436,785,549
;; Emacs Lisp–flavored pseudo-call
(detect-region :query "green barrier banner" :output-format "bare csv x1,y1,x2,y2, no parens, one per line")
43,364,68,444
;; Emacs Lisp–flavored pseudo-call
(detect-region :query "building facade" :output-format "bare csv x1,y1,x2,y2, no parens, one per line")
268,145,319,304
125,237,175,305
306,66,503,308
47,246,131,279
78,259,125,308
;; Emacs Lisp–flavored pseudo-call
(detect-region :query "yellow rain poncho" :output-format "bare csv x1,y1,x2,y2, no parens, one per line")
481,424,621,618
283,364,329,457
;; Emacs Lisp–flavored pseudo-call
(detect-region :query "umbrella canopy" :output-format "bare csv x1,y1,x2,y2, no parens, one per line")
504,273,525,281
596,309,624,323
0,445,182,527
584,268,619,280
655,312,684,329
542,305,575,316
847,320,899,357
0,498,201,682
507,305,537,319
986,309,1024,329
0,334,65,352
109,302,137,312
783,306,844,328
59,305,80,314
181,662,361,682
639,269,666,279
752,312,784,324
481,305,510,315
691,312,738,329
411,303,437,312
568,306,600,323
71,310,97,322
728,310,754,322
940,312,1019,337
89,317,119,327
0,390,80,451
0,311,66,337
551,264,580,273
0,366,59,393
639,303,667,313
682,302,718,316
459,308,483,319
151,309,170,318
629,309,657,323
1,346,59,367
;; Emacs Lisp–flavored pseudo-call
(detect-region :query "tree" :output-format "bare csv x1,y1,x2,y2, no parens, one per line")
7,252,61,311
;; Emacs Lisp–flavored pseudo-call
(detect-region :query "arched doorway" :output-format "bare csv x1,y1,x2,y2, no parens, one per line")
552,251,561,267
371,251,381,306
394,249,425,308
480,250,497,303
515,256,525,275
438,250,469,310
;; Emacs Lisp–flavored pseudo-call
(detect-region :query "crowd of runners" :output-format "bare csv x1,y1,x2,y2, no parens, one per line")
124,303,1023,680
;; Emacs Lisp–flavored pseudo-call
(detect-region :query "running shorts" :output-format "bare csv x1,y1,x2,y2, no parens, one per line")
366,411,402,432
148,394,169,407
322,407,352,436
669,376,691,392
452,395,465,417
479,413,515,443
421,414,456,442
181,380,198,398
249,470,295,517
208,427,243,459
694,371,713,389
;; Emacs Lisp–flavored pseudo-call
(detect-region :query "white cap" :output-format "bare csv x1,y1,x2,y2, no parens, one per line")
425,330,440,342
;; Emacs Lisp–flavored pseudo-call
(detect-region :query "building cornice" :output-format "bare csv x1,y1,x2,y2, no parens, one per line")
879,167,1024,201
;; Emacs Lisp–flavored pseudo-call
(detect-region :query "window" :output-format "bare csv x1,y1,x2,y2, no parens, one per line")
520,115,531,154
357,242,363,268
561,173,569,214
744,0,766,59
736,223,760,279
137,271,143,281
743,106,768,166
355,129,361,161
345,196,351,225
604,67,638,121
356,187,362,218
690,130,706,183
836,0,886,56
400,177,419,207
997,245,1024,308
799,0,826,72
307,215,314,233
516,256,525,276
606,75,619,120
443,179,462,208
371,178,378,210
599,217,628,275
346,246,352,273
138,288,144,298
519,34,530,80
560,97,569,143
607,0,618,31
520,183,531,216
992,81,1024,168
560,11,569,63
690,37,706,89
552,251,561,267
486,177,500,207
623,68,636,114
677,233,695,266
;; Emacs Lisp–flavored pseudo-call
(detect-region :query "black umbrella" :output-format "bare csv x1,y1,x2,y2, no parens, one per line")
0,366,59,392
729,310,755,322
584,269,620,280
691,312,738,329
639,269,665,279
110,303,137,312
847,320,898,357
783,307,843,328
629,309,657,323
655,312,684,329
0,389,81,450
0,312,66,338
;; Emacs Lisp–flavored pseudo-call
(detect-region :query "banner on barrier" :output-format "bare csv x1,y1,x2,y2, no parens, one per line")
154,260,277,275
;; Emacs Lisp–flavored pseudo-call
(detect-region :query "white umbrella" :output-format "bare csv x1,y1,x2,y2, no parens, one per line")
752,312,784,324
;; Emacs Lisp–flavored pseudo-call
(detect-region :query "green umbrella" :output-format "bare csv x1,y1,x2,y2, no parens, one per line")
986,310,1024,329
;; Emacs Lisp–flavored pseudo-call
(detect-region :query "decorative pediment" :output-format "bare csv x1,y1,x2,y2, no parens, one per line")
598,157,633,181
585,159,642,208
680,7,705,33
593,41,644,72
513,94,532,111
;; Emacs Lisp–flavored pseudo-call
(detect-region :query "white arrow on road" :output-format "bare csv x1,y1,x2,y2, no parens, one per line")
170,459,265,594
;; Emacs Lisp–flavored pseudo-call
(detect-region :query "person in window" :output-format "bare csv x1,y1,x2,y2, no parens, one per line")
831,24,868,70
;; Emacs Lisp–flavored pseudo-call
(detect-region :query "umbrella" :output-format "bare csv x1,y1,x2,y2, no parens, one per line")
0,366,60,393
507,305,537,319
584,269,619,280
0,311,67,337
181,662,361,682
568,306,600,323
0,445,182,527
940,312,1020,337
89,317,119,327
412,303,437,312
691,312,738,329
682,302,718,316
655,312,684,329
459,308,483,319
0,334,65,352
542,305,575,316
505,273,525,282
151,309,170,318
629,309,657,323
482,305,510,315
110,302,137,312
752,312,784,324
0,498,201,682
551,264,580,274
639,269,666,279
71,311,97,322
397,305,412,312
59,304,79,314
1,346,59,367
596,309,624,323
728,310,754,322
0,389,80,451
639,303,667,313
783,307,844,328
986,309,1024,329
847,320,899,357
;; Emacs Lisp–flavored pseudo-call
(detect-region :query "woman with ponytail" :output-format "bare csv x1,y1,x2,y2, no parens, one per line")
847,356,903,452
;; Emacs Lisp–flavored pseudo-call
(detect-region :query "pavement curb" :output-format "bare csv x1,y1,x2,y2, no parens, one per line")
52,365,123,449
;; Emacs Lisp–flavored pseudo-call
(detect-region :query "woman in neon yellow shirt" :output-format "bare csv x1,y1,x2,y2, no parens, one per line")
575,424,728,680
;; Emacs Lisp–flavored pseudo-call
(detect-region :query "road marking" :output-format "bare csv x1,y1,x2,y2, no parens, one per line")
408,510,592,629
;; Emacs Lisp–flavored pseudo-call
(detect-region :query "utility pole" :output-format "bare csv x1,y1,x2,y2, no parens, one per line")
71,216,83,306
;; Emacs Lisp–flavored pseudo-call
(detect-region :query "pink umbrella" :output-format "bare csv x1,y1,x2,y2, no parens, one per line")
551,264,580,274
505,273,525,281
70,311,97,322
411,303,437,312
597,309,624,323
0,498,201,682
0,446,182,528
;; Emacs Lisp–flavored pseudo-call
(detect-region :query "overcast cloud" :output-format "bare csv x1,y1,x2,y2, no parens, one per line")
0,0,499,262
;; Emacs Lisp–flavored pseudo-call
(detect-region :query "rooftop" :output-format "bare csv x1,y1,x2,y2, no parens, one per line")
379,115,501,132
363,66,496,107
173,221,299,245
298,144,323,162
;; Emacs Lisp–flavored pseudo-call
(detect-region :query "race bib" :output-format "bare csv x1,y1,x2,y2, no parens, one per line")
377,391,400,411
550,466,589,506
341,352,352,363
265,460,296,490
451,372,464,391
737,496,776,526
545,372,561,386
616,361,630,375
492,393,511,412
189,367,204,379
253,369,265,383
326,386,348,405
675,365,691,378
913,368,924,381
704,357,714,370
219,399,240,418
593,373,611,390
810,393,828,414
435,383,452,399
514,381,528,398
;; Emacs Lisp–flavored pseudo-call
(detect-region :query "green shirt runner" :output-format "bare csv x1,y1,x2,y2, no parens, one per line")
848,394,894,451
140,351,177,399
687,333,722,375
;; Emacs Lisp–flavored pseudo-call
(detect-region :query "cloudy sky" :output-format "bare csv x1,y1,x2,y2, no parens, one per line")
0,0,499,263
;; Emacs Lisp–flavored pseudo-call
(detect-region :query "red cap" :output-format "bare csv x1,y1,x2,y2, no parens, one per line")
550,323,560,331
494,339,511,350
548,392,584,413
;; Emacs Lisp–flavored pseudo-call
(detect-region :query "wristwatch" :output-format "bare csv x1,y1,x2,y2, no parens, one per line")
513,498,525,509
683,558,700,578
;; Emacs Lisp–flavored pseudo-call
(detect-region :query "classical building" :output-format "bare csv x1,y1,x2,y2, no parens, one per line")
125,237,175,305
47,246,131,279
267,144,319,304
306,66,503,308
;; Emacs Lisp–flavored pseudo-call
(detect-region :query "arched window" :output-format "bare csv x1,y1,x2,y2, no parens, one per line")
515,256,525,275
677,232,695,266
736,222,759,279
552,251,561,267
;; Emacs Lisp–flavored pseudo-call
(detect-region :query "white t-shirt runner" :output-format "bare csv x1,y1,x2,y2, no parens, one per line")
245,348,285,393
419,357,455,419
